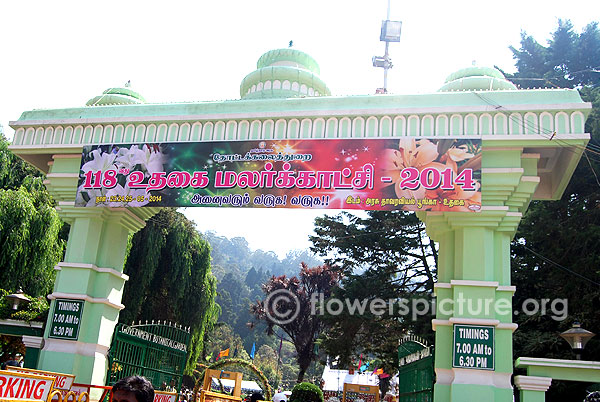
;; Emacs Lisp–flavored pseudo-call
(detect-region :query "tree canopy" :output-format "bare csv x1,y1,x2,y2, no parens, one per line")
508,19,600,401
119,208,219,374
309,210,436,375
0,132,65,297
251,263,340,382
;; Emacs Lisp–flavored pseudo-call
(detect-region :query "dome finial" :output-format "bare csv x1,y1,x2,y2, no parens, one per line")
289,40,293,48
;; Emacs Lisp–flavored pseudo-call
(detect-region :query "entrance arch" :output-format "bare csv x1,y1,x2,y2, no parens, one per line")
8,54,592,401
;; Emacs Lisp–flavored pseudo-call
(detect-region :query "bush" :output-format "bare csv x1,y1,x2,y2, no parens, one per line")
289,382,323,402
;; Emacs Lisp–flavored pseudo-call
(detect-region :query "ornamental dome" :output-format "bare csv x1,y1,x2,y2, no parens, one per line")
86,82,146,106
240,48,331,100
438,66,517,92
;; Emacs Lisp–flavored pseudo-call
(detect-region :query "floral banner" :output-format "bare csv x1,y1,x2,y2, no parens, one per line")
75,138,481,211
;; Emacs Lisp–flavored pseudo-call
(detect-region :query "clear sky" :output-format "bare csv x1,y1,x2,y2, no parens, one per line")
1,0,594,258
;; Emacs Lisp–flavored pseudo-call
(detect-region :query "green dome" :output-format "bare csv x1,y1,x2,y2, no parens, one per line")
86,84,146,106
241,48,330,100
438,66,517,92
257,48,320,74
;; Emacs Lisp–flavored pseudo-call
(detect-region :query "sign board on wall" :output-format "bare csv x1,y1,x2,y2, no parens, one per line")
48,299,84,341
452,324,495,370
75,138,482,211
0,370,56,402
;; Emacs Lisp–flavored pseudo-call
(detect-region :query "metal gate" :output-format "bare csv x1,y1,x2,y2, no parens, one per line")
397,336,434,402
107,322,191,389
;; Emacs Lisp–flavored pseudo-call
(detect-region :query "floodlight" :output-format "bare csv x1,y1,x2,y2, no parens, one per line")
380,20,402,42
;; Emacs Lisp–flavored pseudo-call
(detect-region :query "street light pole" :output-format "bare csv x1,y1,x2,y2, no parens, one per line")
372,0,401,94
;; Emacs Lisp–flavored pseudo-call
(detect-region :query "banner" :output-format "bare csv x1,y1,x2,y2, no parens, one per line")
4,367,75,391
0,370,56,402
75,138,481,212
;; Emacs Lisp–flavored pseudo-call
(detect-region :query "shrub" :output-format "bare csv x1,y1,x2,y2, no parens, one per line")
289,382,323,402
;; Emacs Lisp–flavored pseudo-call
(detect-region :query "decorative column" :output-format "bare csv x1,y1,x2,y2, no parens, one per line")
514,376,552,402
22,335,44,368
417,148,541,402
38,153,160,385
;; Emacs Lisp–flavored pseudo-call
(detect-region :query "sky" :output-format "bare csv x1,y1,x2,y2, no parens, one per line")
1,0,595,258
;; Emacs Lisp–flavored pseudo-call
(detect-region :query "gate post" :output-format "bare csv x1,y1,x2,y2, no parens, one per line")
417,149,541,402
36,154,160,385
514,376,552,402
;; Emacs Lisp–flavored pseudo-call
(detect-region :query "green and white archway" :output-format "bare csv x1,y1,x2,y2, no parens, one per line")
9,49,591,402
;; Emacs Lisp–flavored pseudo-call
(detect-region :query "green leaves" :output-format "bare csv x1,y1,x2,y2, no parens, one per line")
0,183,63,297
119,209,219,375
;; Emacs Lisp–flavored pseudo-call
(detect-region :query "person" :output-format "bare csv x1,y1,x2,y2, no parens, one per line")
166,379,176,392
112,376,155,402
249,392,264,402
1,354,20,370
272,391,287,402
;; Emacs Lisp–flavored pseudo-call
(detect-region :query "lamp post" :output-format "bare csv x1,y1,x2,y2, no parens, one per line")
5,289,30,311
372,0,402,93
560,322,596,360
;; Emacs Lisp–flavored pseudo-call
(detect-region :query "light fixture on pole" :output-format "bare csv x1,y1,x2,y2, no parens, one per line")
372,0,402,94
560,322,595,360
5,289,30,310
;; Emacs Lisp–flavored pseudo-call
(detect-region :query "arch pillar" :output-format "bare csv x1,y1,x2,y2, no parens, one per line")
416,147,541,402
37,153,161,385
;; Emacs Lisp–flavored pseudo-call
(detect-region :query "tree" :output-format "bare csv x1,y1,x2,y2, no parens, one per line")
508,20,600,89
507,19,600,401
251,263,340,382
309,210,437,373
119,208,219,374
0,133,66,297
0,131,43,191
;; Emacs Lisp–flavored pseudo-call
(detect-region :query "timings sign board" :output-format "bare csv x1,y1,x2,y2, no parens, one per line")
107,323,191,390
75,138,482,212
48,299,84,340
452,324,495,370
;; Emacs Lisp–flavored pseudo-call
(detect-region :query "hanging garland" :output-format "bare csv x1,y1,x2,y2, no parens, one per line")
192,358,272,402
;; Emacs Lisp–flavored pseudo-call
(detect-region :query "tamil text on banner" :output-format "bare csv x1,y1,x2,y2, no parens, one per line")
0,370,56,402
75,138,481,211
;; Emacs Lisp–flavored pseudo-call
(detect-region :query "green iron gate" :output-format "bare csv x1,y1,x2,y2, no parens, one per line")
398,336,434,402
107,322,191,390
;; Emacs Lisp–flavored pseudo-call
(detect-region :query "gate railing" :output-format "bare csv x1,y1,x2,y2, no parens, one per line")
107,322,191,390
398,336,434,402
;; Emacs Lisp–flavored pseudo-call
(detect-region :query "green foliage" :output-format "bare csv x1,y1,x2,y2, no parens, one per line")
508,20,600,88
120,209,219,375
507,18,600,402
309,210,436,373
289,382,323,402
0,289,50,322
0,133,44,191
251,263,340,382
0,185,64,297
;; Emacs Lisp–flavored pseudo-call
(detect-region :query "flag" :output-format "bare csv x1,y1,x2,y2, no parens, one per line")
379,373,390,378
357,354,363,370
206,353,213,361
216,348,229,361
360,362,369,373
374,368,384,375
250,343,256,360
